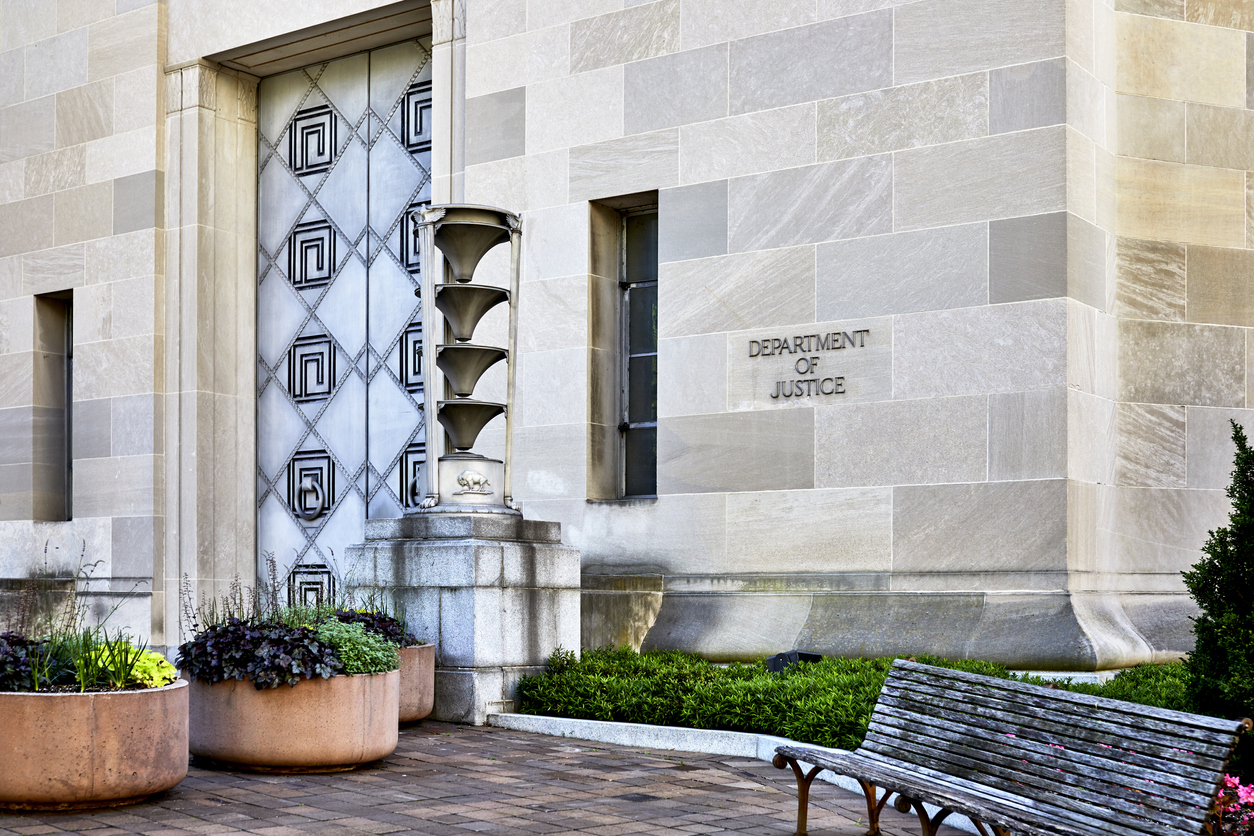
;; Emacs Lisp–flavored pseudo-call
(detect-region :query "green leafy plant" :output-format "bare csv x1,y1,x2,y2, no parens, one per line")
176,618,343,690
334,609,419,646
315,620,399,675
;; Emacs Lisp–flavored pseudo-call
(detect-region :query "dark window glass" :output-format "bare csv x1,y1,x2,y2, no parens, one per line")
625,214,657,283
627,284,657,355
621,211,657,497
623,427,656,497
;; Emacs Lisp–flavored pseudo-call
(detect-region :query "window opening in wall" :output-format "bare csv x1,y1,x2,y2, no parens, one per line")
620,212,658,497
33,293,72,521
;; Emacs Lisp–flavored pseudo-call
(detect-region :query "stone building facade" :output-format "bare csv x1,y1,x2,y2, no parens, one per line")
2,0,1252,670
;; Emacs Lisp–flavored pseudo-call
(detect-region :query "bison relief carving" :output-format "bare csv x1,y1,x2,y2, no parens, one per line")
452,469,492,495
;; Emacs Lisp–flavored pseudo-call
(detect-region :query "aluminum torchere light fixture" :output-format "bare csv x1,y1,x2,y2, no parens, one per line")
410,204,521,514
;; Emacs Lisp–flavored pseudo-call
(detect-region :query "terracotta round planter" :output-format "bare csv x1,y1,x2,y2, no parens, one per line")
0,680,189,810
398,644,435,722
189,670,399,772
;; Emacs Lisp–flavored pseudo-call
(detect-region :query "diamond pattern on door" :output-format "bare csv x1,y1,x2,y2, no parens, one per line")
257,41,431,584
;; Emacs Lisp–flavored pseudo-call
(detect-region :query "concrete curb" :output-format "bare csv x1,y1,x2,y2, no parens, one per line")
487,713,978,835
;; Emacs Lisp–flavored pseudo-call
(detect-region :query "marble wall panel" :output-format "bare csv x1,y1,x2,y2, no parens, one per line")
87,6,156,82
1116,157,1245,247
0,353,33,408
726,315,892,411
511,423,588,501
989,389,1068,480
54,79,113,148
1113,236,1186,321
113,170,160,234
657,408,815,493
112,514,155,578
894,127,1067,231
576,493,729,576
1067,301,1118,401
517,275,589,354
526,0,623,31
519,348,587,427
726,487,892,573
815,224,988,320
0,406,34,466
894,299,1068,399
1117,13,1244,107
465,87,525,166
570,0,680,74
0,96,54,165
657,180,727,263
53,181,111,246
111,393,158,456
0,296,33,355
816,73,987,162
1115,486,1228,574
815,395,988,487
20,241,82,294
1185,406,1254,489
73,397,111,460
1116,403,1186,487
727,156,891,252
25,30,88,100
1117,320,1245,406
526,68,622,155
109,276,155,340
728,12,892,115
467,0,527,44
1065,60,1104,146
0,52,23,110
990,58,1066,134
624,44,727,135
1186,244,1254,326
523,202,589,282
1186,103,1254,170
112,66,156,134
894,0,1066,85
1068,389,1117,485
679,0,816,50
85,127,157,183
657,333,727,418
1,0,55,51
0,196,55,258
893,479,1069,573
73,334,156,400
679,102,815,184
73,453,154,517
466,26,568,99
989,213,1067,304
0,160,22,204
1116,94,1185,163
568,129,678,202
659,245,814,338
1185,0,1254,30
465,150,569,214
1116,0,1184,17
24,147,86,198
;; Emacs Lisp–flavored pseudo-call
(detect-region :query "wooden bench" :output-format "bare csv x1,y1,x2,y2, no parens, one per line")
773,659,1251,836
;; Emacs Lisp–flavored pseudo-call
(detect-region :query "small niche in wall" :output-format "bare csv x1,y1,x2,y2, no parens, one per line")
33,293,72,522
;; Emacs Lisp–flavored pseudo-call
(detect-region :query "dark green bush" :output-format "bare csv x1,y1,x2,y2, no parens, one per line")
517,648,1198,752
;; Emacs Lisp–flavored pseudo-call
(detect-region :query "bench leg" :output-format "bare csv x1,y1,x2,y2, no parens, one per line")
971,821,1012,836
772,754,824,835
854,779,892,836
905,799,954,836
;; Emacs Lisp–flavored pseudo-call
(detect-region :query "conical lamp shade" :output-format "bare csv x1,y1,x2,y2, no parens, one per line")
436,344,507,398
433,223,510,283
437,400,504,451
434,284,509,342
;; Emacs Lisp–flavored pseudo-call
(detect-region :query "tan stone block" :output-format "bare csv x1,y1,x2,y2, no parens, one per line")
1185,0,1254,29
88,7,158,82
1116,94,1185,162
23,146,85,197
1115,157,1245,247
570,0,679,74
1114,236,1186,321
20,242,83,295
1186,103,1254,170
1116,13,1244,106
1249,171,1254,248
0,195,54,258
74,334,157,400
1117,0,1184,17
1115,403,1186,487
55,79,113,148
1067,126,1096,223
1185,244,1254,325
54,181,111,245
1118,319,1245,406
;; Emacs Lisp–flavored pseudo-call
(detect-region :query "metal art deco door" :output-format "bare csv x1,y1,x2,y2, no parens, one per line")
256,40,431,597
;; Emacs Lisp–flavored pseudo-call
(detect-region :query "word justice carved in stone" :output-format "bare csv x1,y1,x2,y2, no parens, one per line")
747,329,870,400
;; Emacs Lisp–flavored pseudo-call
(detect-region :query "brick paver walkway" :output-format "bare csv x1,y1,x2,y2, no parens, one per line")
0,722,964,836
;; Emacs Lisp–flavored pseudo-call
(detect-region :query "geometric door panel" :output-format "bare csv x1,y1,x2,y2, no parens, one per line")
256,40,431,589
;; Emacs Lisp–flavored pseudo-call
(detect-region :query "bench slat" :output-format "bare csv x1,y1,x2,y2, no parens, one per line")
862,722,1210,832
892,661,1244,739
874,693,1226,795
875,685,1229,786
880,678,1236,761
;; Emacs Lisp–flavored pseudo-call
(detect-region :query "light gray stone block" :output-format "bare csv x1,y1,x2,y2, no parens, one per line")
990,58,1065,134
894,127,1066,231
726,488,892,573
579,493,729,576
658,334,726,418
1068,390,1117,486
657,409,815,494
728,12,892,116
728,156,891,252
1067,214,1107,312
679,103,815,184
0,50,22,110
110,393,158,456
1117,94,1185,163
1115,486,1229,574
642,592,813,660
817,224,987,319
989,389,1067,481
894,0,1066,86
568,129,678,203
1185,406,1254,489
817,73,987,162
113,170,161,234
569,0,680,74
465,87,526,166
512,422,586,501
24,30,88,99
1117,320,1245,407
625,44,727,135
725,315,893,411
894,300,1068,399
0,97,55,166
72,397,110,460
1114,236,1185,321
894,480,1069,573
1121,593,1195,660
1116,403,1186,488
658,180,727,263
815,396,988,487
659,245,814,338
989,212,1066,303
112,514,155,577
680,0,816,50
72,453,154,517
24,146,86,199
525,67,622,155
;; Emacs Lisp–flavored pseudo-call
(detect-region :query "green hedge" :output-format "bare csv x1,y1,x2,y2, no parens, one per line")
515,647,1190,752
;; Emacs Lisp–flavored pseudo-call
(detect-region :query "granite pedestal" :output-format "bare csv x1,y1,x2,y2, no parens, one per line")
346,513,581,725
